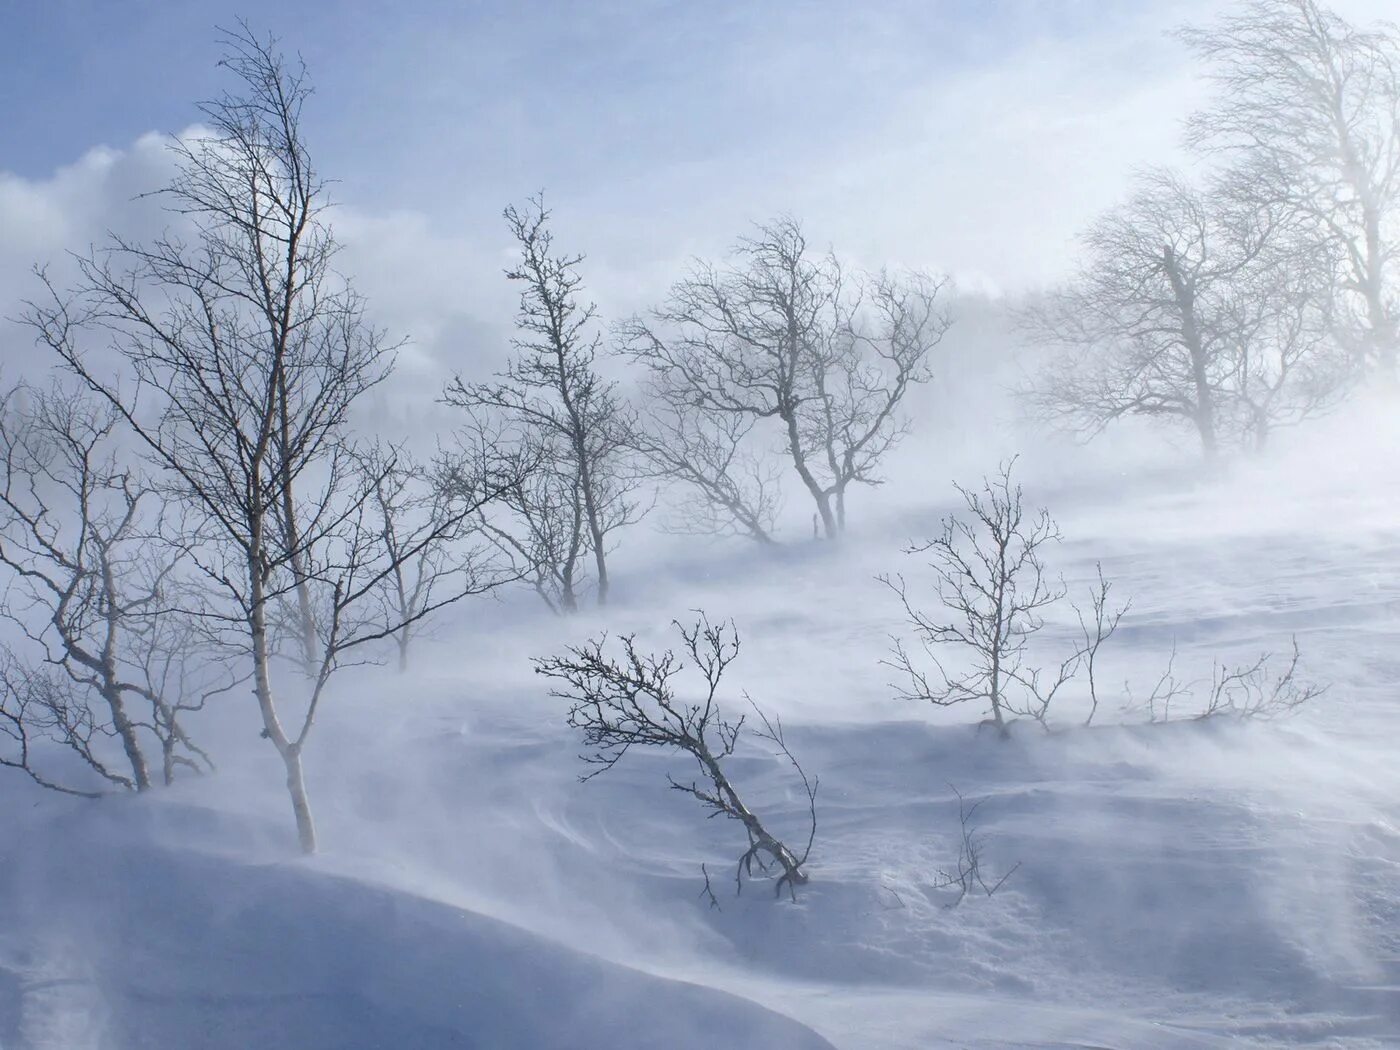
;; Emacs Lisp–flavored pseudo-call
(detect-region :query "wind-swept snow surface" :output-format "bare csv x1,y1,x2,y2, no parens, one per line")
3,426,1400,1049
0,807,836,1050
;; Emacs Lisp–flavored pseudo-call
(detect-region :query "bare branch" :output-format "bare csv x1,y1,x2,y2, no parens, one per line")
619,216,949,538
535,615,817,898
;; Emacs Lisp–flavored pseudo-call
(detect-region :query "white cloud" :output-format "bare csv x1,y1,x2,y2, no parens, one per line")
4,0,1399,399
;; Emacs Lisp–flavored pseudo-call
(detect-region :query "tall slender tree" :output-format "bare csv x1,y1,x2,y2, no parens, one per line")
445,196,643,608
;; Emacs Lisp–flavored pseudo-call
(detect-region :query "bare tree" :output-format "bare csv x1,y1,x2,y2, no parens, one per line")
159,22,360,676
1122,642,1191,724
1181,0,1400,379
1078,564,1128,728
881,460,1124,735
535,615,817,898
933,785,1020,906
1119,634,1325,723
1217,225,1352,449
1024,170,1274,459
1028,167,1351,456
1130,638,1326,723
0,381,221,794
619,217,949,539
807,269,952,532
631,397,783,545
360,443,507,671
0,651,108,797
445,196,644,608
1196,639,1326,719
25,26,505,853
446,419,588,613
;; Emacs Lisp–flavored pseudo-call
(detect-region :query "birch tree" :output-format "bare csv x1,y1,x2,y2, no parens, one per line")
1181,0,1400,379
619,217,949,539
0,381,222,794
536,615,817,898
445,197,643,609
1026,170,1272,458
1217,226,1350,449
880,460,1124,735
361,443,506,671
26,26,504,852
1027,168,1348,456
631,391,783,545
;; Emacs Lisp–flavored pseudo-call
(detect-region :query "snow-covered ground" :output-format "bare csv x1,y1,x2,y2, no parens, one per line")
3,416,1400,1049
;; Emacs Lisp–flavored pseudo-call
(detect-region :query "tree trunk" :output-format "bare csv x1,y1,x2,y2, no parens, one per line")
576,454,610,607
699,747,806,890
572,444,610,606
1196,414,1219,461
988,551,1008,735
591,534,610,606
1163,246,1218,462
282,744,317,854
1361,201,1396,384
106,690,150,791
782,410,838,539
98,555,150,790
987,638,1007,733
162,735,176,787
278,378,319,675
248,534,318,854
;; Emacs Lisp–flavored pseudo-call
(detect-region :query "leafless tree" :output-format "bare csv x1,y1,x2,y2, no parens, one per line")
445,196,644,608
358,443,509,671
932,785,1020,906
1217,224,1352,449
619,217,949,539
0,650,108,797
1122,637,1324,722
1133,638,1325,723
1181,0,1400,379
1024,170,1275,459
809,269,952,532
1028,167,1350,456
631,398,782,545
0,381,223,794
445,419,588,613
25,26,506,853
535,615,817,898
1078,564,1128,728
1195,639,1326,719
1122,642,1192,724
881,460,1124,735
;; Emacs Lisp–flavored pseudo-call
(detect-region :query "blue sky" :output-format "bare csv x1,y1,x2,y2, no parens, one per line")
4,3,1120,172
1,0,1393,385
3,2,1168,218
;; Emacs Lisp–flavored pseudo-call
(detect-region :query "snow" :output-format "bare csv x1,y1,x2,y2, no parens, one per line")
0,805,836,1050
4,415,1400,1048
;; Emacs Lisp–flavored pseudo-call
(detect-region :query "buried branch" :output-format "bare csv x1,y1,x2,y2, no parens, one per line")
1126,637,1324,723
